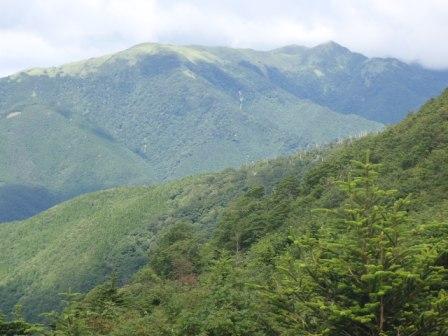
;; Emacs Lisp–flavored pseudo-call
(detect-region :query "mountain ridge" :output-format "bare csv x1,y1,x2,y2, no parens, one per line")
0,41,388,222
1,41,447,222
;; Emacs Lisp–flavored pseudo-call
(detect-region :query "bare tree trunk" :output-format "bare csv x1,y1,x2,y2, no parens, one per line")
235,232,240,254
379,296,385,333
379,231,385,334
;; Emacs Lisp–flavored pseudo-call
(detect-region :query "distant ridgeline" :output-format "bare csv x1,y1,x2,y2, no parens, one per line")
1,41,448,221
0,90,448,334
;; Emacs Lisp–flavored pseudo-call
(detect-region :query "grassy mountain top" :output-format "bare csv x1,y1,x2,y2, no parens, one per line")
16,43,220,78
11,41,365,78
9,40,448,125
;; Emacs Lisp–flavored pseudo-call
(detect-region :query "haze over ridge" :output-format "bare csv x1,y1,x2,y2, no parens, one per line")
1,0,448,77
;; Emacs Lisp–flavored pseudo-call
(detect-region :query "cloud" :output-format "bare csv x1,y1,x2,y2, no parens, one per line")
0,0,447,76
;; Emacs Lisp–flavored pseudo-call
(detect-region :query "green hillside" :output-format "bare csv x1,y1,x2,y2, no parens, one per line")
1,90,448,334
0,151,321,318
35,91,448,335
0,103,156,221
2,41,447,222
1,43,386,174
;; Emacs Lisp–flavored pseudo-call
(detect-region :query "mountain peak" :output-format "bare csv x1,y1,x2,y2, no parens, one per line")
311,41,351,54
273,42,349,55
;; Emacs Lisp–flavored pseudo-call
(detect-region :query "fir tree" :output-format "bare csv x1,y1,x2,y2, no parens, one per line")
269,154,448,335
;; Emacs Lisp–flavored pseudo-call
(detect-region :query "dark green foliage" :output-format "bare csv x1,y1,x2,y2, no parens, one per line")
0,103,156,222
213,187,267,253
149,222,202,279
213,180,297,254
0,307,44,335
260,42,448,124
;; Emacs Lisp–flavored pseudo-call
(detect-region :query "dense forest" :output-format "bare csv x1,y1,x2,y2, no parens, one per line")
1,90,448,335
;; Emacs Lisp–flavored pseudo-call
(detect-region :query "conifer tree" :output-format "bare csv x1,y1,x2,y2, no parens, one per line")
269,154,448,335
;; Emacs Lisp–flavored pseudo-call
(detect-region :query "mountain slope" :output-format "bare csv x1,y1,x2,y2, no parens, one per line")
0,42,391,221
0,103,156,221
1,43,384,175
210,41,448,123
48,90,448,336
2,41,447,222
1,90,448,322
0,153,320,318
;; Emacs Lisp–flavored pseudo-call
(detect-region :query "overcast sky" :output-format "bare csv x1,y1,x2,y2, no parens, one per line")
1,0,447,77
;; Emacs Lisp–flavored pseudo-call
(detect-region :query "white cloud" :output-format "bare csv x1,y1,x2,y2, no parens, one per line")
0,0,447,76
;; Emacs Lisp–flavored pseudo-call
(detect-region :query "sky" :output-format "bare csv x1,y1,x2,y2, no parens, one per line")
1,0,448,77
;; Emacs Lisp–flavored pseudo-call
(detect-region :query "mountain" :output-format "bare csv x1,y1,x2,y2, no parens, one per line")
267,41,448,123
0,103,157,222
1,41,447,222
1,89,448,323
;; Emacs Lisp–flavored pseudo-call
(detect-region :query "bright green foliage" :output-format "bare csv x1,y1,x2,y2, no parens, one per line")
268,156,448,335
41,149,448,335
3,91,448,335
46,281,125,336
181,255,272,336
0,151,319,320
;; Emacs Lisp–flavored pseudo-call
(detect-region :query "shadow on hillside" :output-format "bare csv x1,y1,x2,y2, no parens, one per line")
0,184,59,223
